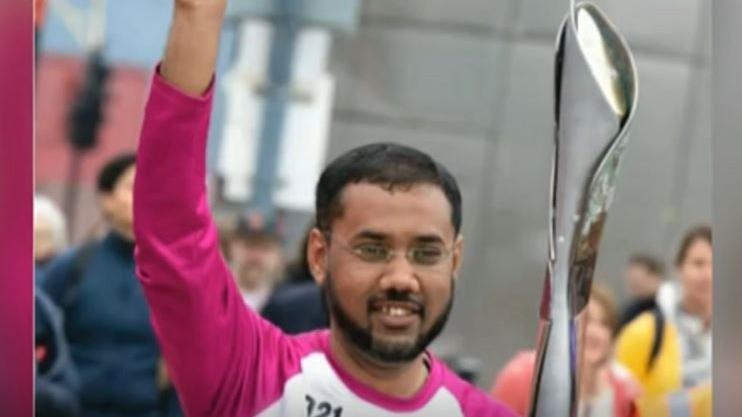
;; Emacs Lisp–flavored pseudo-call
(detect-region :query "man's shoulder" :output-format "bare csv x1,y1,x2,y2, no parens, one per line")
436,359,518,417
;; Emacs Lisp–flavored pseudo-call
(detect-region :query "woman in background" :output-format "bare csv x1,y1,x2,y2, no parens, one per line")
491,284,641,417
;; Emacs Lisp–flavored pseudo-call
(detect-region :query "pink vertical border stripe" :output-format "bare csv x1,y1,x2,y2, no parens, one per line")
0,0,34,415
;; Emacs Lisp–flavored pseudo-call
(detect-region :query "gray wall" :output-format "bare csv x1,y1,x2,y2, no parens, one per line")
326,0,710,386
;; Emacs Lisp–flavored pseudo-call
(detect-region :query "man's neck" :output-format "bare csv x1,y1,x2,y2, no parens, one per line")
329,328,429,399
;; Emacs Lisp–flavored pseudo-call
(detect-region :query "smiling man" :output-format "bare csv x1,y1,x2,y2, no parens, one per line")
132,1,516,416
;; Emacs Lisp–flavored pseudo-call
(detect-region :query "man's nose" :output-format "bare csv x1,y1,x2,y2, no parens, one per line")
378,253,421,293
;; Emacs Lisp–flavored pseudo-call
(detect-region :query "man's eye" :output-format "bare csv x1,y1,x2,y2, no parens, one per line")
354,244,388,261
412,246,444,265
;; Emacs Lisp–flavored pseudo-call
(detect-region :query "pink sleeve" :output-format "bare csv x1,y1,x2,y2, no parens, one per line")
134,69,299,417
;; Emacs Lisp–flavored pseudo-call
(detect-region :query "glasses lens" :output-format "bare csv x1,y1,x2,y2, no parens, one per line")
353,243,390,263
411,246,445,266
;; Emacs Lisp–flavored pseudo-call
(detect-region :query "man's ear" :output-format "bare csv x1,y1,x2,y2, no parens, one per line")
452,235,464,280
307,228,329,286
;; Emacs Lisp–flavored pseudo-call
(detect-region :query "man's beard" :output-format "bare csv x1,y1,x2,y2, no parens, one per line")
323,273,454,363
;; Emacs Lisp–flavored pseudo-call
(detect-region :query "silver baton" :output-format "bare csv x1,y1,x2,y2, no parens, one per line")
529,2,638,417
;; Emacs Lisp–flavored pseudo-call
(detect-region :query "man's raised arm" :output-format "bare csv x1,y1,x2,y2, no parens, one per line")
160,0,226,95
133,1,297,416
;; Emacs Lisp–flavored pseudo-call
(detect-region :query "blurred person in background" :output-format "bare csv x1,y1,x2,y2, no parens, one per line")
39,153,181,417
35,194,69,276
632,382,711,417
35,286,81,417
619,253,666,329
226,212,285,312
491,284,641,417
35,192,78,417
279,225,315,285
615,225,712,398
262,226,329,334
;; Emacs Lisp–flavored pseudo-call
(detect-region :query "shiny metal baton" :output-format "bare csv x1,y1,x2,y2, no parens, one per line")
529,2,638,417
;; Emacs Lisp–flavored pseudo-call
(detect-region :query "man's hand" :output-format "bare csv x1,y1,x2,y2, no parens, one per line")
161,0,228,95
173,0,227,12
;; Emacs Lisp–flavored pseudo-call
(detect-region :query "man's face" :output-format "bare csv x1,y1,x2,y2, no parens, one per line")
679,239,713,315
309,182,463,364
100,165,135,240
228,237,283,291
625,264,662,299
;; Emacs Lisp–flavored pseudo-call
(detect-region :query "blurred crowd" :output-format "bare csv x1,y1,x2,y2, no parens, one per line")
34,152,712,417
34,154,330,417
491,228,713,417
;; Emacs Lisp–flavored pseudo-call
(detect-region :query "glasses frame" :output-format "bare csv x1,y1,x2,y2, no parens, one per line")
322,231,456,272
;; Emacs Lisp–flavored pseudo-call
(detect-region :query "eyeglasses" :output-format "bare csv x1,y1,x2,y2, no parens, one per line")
326,233,453,270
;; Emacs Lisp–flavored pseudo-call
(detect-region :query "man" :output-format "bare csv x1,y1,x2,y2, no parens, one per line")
619,253,666,329
132,1,515,415
41,154,180,417
227,218,328,334
261,227,329,334
226,213,284,312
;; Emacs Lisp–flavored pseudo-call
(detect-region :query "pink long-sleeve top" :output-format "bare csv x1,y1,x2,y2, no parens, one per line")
133,69,516,417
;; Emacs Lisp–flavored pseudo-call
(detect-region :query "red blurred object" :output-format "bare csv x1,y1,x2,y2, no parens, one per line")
34,0,46,27
36,55,149,187
35,344,48,363
490,351,536,416
490,350,640,417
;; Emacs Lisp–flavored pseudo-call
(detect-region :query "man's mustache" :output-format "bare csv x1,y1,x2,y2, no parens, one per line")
367,291,425,317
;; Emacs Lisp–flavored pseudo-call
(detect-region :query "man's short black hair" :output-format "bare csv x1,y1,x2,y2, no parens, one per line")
628,252,666,277
315,143,462,235
97,152,136,193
